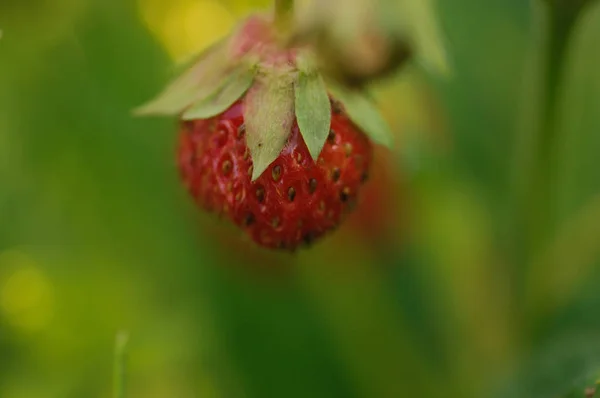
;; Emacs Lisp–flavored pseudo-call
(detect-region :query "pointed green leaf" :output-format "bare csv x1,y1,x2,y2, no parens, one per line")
182,66,255,120
295,69,331,161
133,39,233,117
244,76,295,181
328,83,393,148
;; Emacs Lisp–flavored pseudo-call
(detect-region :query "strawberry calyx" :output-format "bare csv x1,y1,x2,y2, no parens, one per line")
135,13,393,181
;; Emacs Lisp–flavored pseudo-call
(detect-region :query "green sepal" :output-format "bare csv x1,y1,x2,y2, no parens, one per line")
244,73,295,181
295,55,332,161
327,82,394,148
182,65,256,120
133,39,234,117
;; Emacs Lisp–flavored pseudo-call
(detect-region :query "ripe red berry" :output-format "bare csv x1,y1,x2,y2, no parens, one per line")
178,99,373,250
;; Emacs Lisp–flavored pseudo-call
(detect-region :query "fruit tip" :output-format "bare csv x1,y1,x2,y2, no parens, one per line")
307,148,320,162
251,164,267,182
131,101,172,118
131,102,155,117
131,106,147,117
379,130,395,149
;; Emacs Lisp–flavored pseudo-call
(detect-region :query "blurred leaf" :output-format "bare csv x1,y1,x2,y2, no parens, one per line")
182,65,255,120
414,177,514,394
295,248,446,398
295,58,331,161
564,382,598,398
526,194,600,317
545,0,598,14
526,0,598,293
244,74,295,181
328,82,393,148
496,334,600,398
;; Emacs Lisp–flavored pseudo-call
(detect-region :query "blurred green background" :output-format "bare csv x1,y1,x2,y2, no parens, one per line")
2,0,600,397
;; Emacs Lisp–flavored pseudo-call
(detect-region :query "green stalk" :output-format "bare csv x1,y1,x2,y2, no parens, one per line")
274,0,295,33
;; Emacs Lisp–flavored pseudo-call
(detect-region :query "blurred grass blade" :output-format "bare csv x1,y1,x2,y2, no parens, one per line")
114,331,129,398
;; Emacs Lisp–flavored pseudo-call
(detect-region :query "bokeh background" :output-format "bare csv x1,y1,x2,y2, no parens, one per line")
2,0,600,397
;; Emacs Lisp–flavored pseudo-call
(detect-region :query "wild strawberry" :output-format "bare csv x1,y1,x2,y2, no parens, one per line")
135,10,394,251
178,99,372,250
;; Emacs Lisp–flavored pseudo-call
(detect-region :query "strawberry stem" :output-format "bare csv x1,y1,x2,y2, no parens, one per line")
274,0,294,33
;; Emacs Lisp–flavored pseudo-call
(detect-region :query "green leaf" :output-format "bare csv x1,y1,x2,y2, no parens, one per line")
181,66,255,120
133,39,233,117
295,69,331,161
328,83,393,148
244,75,295,181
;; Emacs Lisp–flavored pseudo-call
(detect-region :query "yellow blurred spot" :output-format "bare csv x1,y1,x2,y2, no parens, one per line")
138,0,235,61
0,250,54,333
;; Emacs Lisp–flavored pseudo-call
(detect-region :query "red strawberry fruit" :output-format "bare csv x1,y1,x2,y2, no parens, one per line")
135,8,394,250
178,99,372,250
